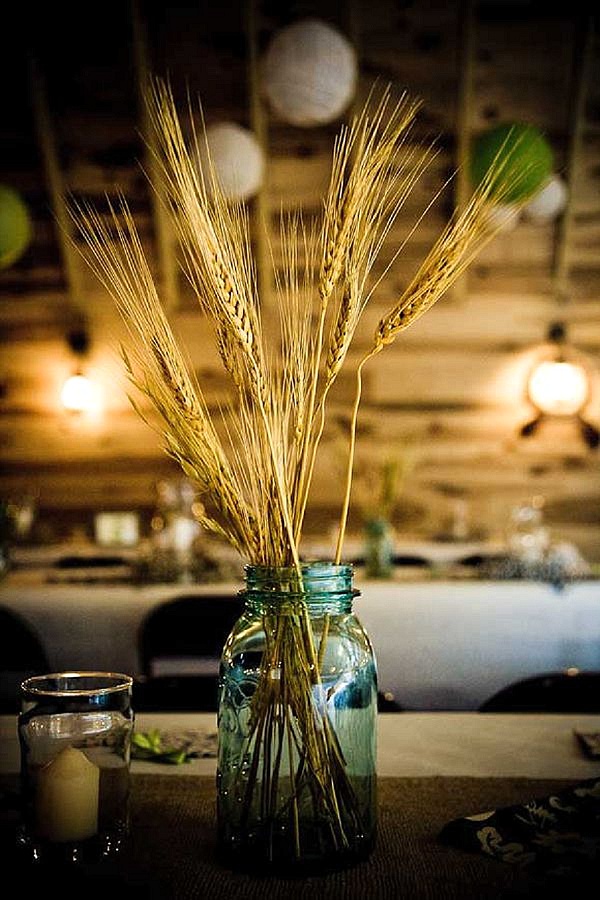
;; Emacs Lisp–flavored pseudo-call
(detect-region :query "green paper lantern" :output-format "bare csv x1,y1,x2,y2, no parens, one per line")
470,123,553,204
0,185,32,270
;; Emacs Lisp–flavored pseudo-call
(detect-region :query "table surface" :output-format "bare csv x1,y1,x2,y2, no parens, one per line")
3,711,600,779
3,712,600,897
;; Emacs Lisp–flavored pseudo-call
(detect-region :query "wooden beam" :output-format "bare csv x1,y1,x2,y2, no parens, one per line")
28,56,85,322
553,15,595,302
245,0,272,311
346,0,361,112
453,0,476,301
131,0,179,314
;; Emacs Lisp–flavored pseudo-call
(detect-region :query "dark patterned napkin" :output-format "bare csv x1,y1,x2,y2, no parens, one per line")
574,730,600,759
439,776,600,878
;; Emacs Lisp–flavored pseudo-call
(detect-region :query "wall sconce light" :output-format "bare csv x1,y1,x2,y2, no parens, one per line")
60,327,101,414
60,372,97,413
521,322,598,448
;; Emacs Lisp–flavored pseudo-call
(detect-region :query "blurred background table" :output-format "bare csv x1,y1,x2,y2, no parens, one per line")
1,571,599,710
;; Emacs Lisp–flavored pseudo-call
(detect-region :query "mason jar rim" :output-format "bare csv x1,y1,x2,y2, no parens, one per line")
244,560,354,576
21,671,133,697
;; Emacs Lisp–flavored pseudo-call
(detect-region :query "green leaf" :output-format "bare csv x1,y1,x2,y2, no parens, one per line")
161,749,190,765
132,732,154,750
147,729,163,751
131,730,194,765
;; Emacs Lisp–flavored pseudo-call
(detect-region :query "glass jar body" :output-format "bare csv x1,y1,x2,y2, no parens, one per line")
217,562,377,873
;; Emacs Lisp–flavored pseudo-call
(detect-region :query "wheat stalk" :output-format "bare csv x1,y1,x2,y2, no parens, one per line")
293,96,435,540
334,140,535,561
145,79,304,566
70,198,265,557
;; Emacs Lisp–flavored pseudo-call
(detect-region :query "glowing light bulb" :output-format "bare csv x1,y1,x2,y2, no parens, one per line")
60,373,100,413
528,360,589,416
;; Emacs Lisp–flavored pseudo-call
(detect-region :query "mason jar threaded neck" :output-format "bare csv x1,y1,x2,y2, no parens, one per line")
242,561,358,615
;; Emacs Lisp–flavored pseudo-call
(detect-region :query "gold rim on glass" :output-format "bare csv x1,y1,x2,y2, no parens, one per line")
20,671,133,697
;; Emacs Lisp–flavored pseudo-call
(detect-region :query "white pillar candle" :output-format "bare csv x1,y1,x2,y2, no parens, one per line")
35,746,99,842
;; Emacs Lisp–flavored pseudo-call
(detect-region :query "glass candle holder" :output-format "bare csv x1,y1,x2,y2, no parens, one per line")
18,671,134,864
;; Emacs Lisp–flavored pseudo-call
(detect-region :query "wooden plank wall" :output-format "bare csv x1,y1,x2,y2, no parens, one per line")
1,1,599,560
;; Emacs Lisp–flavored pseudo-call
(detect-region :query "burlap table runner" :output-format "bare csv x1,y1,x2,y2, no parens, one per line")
1,774,587,898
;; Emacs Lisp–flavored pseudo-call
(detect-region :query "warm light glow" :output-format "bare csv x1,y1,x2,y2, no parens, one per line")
60,374,100,413
528,360,589,416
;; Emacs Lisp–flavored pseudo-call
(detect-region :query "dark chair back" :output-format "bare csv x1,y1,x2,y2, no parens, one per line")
479,670,600,713
377,690,403,712
133,680,402,715
392,555,430,568
0,607,50,713
138,594,244,677
132,674,221,712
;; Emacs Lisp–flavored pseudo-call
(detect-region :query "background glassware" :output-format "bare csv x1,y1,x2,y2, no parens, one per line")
363,518,395,578
148,478,202,582
507,496,549,564
18,671,133,864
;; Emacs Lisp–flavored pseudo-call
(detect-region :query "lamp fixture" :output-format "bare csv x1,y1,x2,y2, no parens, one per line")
527,359,588,416
60,372,98,413
521,322,598,448
60,326,101,414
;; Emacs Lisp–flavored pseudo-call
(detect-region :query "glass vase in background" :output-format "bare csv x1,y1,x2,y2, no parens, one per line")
217,562,377,873
17,672,134,864
507,496,549,566
363,518,394,579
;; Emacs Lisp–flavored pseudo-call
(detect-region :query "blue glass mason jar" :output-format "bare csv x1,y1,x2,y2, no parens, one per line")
217,562,377,873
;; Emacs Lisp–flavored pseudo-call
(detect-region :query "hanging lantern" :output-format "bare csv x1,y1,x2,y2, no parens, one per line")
261,18,358,127
60,373,100,414
199,123,264,202
470,123,553,204
527,360,589,416
60,327,102,415
0,185,32,270
522,174,568,224
520,322,598,449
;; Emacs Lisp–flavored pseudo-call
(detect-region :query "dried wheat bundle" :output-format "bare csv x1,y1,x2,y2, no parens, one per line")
72,80,521,565
71,77,524,855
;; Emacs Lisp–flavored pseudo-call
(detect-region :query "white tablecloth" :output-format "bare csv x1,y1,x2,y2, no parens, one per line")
2,711,600,779
1,575,599,710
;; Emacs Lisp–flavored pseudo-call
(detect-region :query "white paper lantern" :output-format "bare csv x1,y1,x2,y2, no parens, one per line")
262,18,358,127
199,123,264,202
483,202,521,234
522,174,568,224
